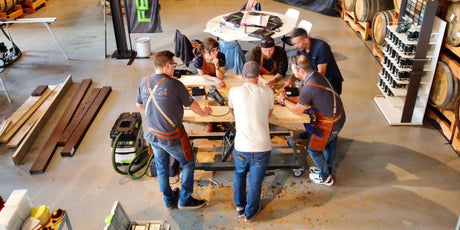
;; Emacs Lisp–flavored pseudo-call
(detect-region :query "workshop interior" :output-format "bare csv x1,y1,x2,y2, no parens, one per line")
1,0,460,229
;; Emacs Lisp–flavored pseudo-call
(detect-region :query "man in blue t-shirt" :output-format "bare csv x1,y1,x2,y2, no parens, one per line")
286,28,344,95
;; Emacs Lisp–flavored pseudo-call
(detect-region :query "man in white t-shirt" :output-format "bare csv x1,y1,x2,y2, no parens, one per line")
227,61,274,221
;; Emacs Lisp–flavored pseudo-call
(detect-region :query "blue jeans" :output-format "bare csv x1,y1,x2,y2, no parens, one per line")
233,149,271,217
308,131,338,180
149,141,195,207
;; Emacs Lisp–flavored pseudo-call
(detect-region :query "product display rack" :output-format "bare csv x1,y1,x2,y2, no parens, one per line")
374,0,446,125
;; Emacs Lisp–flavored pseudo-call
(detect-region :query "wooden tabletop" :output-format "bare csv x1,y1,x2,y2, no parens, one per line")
181,74,310,124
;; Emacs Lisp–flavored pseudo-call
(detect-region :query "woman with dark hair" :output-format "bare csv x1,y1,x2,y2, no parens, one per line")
194,38,227,87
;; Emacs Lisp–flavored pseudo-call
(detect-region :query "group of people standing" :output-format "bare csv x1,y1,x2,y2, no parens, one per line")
136,25,346,221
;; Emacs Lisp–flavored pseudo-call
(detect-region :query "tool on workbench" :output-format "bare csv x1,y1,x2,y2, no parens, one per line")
208,85,226,105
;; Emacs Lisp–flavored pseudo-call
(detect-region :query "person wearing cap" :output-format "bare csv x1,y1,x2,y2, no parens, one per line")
227,61,274,221
287,28,344,95
249,35,288,86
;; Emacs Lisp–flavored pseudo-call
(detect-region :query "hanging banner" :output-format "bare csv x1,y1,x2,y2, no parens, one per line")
124,0,162,33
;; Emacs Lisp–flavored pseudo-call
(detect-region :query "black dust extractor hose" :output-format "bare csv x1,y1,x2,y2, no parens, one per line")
112,133,154,179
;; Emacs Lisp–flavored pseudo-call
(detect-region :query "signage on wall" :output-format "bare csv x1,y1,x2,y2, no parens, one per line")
125,0,162,33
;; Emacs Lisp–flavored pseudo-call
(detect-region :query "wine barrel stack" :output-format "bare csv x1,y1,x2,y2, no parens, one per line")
0,0,48,20
426,1,460,151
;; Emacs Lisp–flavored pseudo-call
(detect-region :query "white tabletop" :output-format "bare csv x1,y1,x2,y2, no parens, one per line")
204,11,297,42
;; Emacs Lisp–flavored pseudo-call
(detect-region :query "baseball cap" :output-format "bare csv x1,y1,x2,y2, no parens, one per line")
260,36,275,48
242,61,260,78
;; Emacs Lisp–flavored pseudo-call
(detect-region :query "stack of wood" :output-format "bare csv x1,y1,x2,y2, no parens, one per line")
0,75,112,174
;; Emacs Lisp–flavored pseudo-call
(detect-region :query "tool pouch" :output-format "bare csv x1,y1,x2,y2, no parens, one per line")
176,124,194,161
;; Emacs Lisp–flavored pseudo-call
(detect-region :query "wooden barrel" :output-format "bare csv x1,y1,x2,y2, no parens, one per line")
0,0,17,12
354,0,394,22
343,0,356,11
430,61,459,110
393,0,401,13
445,3,460,47
372,10,393,45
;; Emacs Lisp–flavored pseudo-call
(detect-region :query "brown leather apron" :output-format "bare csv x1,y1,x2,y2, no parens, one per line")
201,57,217,76
305,81,343,151
308,112,342,151
146,76,194,161
259,55,277,75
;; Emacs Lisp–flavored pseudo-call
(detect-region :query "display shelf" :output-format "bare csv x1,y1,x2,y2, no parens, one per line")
382,50,413,71
380,61,433,84
387,25,443,45
378,76,407,96
384,37,436,59
374,96,424,125
375,1,446,125
382,48,436,72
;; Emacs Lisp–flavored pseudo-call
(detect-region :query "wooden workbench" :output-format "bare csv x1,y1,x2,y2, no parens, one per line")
180,74,310,125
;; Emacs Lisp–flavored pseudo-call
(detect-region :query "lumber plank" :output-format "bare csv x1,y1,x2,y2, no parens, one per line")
29,79,92,174
31,85,48,96
61,86,111,157
6,119,38,148
0,119,11,137
0,88,53,143
11,75,73,165
183,105,310,124
57,88,101,145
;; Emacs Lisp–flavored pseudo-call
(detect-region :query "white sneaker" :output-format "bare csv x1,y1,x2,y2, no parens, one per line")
309,173,334,186
309,166,319,174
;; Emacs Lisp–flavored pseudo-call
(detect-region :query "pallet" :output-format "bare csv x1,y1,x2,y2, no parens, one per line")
444,42,460,61
427,106,456,142
451,126,460,151
372,44,384,62
0,5,24,19
21,0,46,14
343,10,371,41
336,1,344,18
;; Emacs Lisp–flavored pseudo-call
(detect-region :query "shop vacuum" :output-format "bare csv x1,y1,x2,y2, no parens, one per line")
110,112,179,179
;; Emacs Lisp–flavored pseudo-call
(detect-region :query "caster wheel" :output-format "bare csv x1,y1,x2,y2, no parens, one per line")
292,168,305,177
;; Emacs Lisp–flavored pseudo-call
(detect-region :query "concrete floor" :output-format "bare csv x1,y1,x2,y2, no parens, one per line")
1,0,460,229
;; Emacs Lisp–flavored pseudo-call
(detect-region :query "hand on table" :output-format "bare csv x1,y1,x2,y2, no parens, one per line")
215,78,226,88
276,91,287,105
202,106,212,116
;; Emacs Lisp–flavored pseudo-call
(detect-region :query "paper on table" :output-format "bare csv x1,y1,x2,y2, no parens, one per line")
241,13,269,27
203,25,248,42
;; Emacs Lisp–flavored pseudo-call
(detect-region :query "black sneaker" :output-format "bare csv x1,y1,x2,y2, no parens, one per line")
166,188,180,209
178,197,207,210
237,208,245,218
245,206,261,222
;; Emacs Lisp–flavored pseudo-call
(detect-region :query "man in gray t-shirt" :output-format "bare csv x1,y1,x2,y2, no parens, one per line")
136,51,212,210
277,55,345,187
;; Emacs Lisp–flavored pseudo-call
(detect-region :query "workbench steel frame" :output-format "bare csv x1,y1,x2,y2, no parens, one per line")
189,128,307,176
